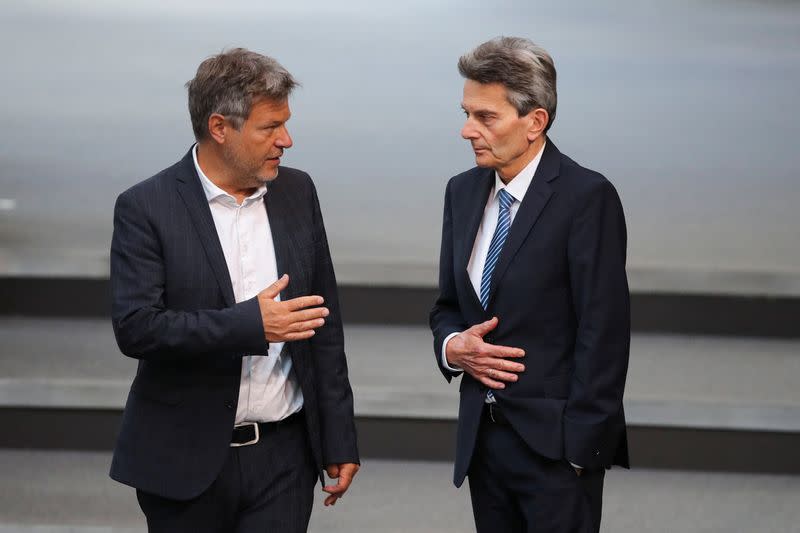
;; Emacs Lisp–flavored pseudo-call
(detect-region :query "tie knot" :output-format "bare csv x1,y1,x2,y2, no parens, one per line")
497,188,514,211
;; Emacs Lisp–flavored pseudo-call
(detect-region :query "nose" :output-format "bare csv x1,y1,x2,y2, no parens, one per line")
461,118,478,140
276,125,293,149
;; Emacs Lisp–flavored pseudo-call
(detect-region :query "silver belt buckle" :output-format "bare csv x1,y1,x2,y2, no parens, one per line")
230,422,260,447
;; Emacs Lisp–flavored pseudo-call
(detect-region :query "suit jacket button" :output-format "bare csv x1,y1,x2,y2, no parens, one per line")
226,401,234,410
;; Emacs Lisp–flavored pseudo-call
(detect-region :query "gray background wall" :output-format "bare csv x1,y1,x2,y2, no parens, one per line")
1,0,798,290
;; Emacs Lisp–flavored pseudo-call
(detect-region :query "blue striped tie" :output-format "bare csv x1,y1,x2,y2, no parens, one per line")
479,188,515,310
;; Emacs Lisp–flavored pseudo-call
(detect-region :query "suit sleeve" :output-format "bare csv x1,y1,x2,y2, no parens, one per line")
429,179,469,382
110,190,269,361
564,179,631,469
307,182,360,466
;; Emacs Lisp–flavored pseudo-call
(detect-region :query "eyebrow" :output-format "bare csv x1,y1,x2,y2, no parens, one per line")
462,106,497,119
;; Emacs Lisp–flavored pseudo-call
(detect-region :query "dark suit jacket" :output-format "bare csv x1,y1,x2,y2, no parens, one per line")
109,149,359,500
430,140,630,487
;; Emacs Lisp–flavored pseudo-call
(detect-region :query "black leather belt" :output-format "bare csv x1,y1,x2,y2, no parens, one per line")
230,410,303,447
483,403,511,426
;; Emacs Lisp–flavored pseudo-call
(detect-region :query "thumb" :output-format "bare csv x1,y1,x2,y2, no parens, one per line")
326,464,340,479
470,317,498,337
262,274,289,299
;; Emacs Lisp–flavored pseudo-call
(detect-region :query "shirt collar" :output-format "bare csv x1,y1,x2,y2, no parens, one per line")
493,140,546,204
192,143,267,204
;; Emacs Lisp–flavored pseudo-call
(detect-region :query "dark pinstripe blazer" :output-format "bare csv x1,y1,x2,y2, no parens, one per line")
109,148,358,500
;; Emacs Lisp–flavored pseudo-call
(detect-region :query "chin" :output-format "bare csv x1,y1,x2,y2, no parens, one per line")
257,169,280,183
474,156,494,168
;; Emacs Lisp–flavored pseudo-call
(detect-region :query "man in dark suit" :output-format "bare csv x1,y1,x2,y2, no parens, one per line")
110,48,359,533
430,37,630,533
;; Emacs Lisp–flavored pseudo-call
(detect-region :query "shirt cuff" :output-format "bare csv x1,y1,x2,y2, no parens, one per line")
441,332,463,373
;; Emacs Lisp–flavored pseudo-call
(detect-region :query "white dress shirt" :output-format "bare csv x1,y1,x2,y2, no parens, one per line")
192,144,303,425
441,142,545,371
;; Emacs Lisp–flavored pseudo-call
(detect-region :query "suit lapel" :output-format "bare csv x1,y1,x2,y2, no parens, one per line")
263,178,294,301
263,176,311,382
456,167,495,310
174,149,236,306
486,141,560,307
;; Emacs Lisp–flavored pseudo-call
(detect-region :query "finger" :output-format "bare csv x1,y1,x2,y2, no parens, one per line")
484,343,525,358
324,494,339,506
323,470,355,495
469,316,498,337
285,295,325,311
281,330,316,342
479,375,506,390
485,368,519,383
322,482,348,495
290,318,325,332
334,470,354,491
326,464,340,478
290,306,330,322
262,274,289,299
492,359,526,373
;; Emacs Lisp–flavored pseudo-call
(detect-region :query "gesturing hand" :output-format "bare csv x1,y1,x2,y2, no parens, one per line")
257,275,329,342
445,317,525,389
322,463,360,506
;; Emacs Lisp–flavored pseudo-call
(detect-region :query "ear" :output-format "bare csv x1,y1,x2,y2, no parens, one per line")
207,113,228,145
525,108,549,142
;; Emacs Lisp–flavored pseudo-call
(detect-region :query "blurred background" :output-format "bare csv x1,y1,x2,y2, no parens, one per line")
0,0,798,531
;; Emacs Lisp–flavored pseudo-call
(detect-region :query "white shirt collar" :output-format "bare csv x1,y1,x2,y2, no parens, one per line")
192,143,267,204
493,140,546,204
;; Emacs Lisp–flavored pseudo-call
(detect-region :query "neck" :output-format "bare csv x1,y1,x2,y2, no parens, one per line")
196,141,258,204
496,135,545,184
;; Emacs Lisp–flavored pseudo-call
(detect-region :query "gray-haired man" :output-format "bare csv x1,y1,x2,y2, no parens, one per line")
110,48,359,532
430,37,630,532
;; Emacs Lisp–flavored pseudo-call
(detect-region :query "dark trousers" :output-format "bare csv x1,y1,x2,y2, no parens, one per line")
468,414,605,533
136,413,317,533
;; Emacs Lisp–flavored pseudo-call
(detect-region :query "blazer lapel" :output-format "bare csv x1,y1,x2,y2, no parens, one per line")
456,167,494,310
263,176,312,382
174,149,236,306
263,179,293,301
486,141,560,307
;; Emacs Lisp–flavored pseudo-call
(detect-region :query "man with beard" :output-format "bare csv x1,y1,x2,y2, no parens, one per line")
430,37,630,532
110,48,359,532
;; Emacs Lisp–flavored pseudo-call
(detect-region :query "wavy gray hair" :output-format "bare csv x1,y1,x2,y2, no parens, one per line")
458,37,557,132
186,48,299,140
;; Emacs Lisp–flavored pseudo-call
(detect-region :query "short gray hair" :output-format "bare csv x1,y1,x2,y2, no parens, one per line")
186,48,299,140
458,37,557,132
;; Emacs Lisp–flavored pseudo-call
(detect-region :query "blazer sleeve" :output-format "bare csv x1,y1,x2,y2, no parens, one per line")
110,190,269,361
306,182,360,466
564,178,631,469
429,179,469,382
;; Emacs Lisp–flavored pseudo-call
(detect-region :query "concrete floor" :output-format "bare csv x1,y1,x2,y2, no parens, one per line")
0,449,798,533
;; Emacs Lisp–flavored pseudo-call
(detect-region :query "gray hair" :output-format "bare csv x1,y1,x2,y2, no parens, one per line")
458,37,557,132
186,48,299,140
